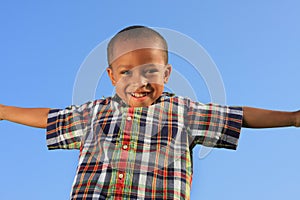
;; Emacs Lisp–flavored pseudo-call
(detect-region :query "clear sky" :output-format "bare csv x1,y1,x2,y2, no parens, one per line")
1,1,300,200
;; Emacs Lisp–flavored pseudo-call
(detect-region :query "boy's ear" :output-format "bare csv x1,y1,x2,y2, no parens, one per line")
164,64,172,83
106,67,116,86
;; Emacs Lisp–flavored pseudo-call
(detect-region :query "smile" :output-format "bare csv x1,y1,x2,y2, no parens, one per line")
130,92,149,98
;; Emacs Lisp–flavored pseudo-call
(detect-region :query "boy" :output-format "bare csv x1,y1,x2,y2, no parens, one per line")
0,25,299,200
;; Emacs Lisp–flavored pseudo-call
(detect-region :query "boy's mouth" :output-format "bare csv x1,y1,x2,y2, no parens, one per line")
130,92,149,98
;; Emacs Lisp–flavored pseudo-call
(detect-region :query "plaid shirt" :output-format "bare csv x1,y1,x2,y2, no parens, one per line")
47,92,243,200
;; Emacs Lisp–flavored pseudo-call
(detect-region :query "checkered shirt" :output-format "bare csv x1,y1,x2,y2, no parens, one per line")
46,92,243,200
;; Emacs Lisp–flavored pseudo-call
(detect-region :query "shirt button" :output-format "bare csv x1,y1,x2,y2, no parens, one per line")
122,144,128,150
118,173,124,179
126,116,132,121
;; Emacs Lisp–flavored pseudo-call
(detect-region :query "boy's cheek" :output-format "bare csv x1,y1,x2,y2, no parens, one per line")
115,87,125,96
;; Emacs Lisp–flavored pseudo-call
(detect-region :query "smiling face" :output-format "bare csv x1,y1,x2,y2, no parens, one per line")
107,39,171,107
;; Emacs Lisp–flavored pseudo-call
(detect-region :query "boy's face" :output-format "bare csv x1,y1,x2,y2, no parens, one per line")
107,39,171,107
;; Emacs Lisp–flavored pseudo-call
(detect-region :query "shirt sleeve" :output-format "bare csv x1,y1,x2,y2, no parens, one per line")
187,99,243,150
46,102,94,150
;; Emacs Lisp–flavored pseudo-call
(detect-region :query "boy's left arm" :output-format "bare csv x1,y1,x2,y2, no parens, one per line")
242,107,300,128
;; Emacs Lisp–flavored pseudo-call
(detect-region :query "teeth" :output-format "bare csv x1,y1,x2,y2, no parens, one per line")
131,92,147,98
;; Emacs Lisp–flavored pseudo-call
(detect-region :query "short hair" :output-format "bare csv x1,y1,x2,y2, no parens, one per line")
107,25,168,66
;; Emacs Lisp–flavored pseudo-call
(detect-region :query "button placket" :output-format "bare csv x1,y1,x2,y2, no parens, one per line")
117,108,133,194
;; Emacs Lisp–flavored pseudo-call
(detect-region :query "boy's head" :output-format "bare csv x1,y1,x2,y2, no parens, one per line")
106,25,172,107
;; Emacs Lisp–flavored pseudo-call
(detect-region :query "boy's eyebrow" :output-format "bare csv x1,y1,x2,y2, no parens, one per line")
142,63,159,67
119,65,134,69
114,63,165,72
138,63,165,68
142,63,166,69
117,63,160,69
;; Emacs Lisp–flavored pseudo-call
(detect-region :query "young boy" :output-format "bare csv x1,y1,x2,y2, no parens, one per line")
0,25,299,200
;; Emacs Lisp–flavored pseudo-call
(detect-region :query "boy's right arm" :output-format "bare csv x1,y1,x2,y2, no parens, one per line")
0,104,50,128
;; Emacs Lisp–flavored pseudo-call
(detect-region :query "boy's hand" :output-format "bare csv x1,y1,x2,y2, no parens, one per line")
0,104,4,121
294,110,300,127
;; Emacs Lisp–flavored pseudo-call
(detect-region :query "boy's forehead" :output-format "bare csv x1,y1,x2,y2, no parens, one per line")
111,38,164,63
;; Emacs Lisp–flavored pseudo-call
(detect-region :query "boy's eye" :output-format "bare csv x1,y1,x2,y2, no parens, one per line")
120,70,131,75
144,68,159,74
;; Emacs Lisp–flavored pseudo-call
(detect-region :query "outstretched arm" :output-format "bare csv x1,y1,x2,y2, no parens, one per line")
0,104,50,128
242,107,300,128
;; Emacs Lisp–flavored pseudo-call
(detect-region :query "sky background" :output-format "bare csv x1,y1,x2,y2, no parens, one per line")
0,1,300,200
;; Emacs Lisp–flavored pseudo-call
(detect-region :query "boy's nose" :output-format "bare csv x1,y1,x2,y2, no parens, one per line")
131,73,148,88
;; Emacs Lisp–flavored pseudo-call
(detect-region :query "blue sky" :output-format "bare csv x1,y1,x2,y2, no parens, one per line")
1,1,300,199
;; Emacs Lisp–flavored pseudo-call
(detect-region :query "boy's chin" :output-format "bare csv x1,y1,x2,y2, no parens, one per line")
117,92,160,107
122,93,151,107
128,100,153,107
